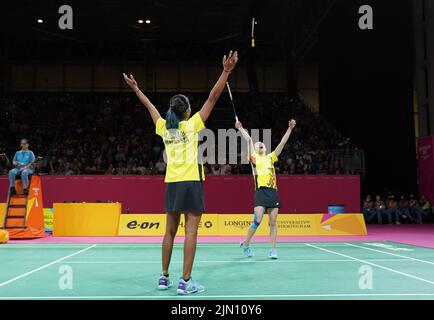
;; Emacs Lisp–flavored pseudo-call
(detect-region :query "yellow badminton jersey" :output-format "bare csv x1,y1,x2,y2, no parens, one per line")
250,151,278,189
156,112,205,183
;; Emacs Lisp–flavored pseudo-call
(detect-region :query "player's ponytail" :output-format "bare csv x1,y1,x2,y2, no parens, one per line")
166,107,180,129
166,94,191,129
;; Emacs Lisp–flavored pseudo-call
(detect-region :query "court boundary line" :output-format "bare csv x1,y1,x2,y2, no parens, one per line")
1,293,434,300
0,244,96,288
344,243,434,266
305,244,434,286
385,240,434,250
61,258,411,264
1,243,352,248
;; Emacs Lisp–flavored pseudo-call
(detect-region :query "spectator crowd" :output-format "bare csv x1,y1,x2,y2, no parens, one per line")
0,92,361,176
363,194,433,224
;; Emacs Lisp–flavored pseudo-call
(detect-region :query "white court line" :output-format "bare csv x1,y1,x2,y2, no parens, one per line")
305,244,434,286
62,258,410,264
344,243,434,266
1,293,434,300
0,243,351,248
0,245,96,288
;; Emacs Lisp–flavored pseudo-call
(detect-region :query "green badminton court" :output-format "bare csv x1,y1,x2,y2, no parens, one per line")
1,241,434,300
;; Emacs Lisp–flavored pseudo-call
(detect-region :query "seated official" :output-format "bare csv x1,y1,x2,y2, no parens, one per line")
386,195,401,224
375,195,391,224
408,194,423,224
362,195,377,223
8,139,35,195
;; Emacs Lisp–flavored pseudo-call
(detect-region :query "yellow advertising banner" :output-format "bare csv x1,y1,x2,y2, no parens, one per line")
118,214,165,236
217,214,322,236
117,213,367,236
218,214,265,236
9,203,366,237
217,213,367,236
177,214,219,236
53,203,121,236
118,214,219,236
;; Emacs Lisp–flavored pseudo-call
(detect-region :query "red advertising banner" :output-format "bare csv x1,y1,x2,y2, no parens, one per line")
418,135,434,204
0,175,360,214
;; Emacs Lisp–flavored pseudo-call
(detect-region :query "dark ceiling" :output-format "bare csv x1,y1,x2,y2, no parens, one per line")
0,0,331,62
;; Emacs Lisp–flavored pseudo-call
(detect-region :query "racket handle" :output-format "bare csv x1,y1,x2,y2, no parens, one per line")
235,116,239,122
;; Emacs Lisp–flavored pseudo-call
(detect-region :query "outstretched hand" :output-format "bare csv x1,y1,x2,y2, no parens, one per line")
235,120,242,129
222,50,238,72
122,73,161,124
123,73,138,91
289,119,297,130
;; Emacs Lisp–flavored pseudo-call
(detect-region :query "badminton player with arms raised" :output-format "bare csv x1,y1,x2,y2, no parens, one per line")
236,118,296,259
123,50,238,294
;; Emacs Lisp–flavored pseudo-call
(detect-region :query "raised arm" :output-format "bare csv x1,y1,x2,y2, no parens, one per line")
274,119,297,157
123,73,161,124
199,50,238,122
235,120,254,156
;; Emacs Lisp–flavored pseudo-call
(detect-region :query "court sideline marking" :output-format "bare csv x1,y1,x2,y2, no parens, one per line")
0,243,352,249
62,258,411,264
344,243,434,266
0,244,96,288
305,244,434,286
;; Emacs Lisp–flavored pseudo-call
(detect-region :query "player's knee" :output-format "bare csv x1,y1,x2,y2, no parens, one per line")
185,225,198,238
165,226,178,238
165,230,177,238
185,229,198,239
250,217,262,229
269,218,277,227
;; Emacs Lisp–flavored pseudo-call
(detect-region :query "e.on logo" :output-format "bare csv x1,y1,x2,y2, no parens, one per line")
126,220,160,230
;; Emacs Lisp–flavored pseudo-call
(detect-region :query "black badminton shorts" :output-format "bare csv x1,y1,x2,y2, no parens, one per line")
165,181,205,213
254,187,281,209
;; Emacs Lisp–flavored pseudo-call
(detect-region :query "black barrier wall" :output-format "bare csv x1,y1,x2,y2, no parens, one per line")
319,0,416,195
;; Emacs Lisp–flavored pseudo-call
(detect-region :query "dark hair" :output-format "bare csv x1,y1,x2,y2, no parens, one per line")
166,94,190,129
